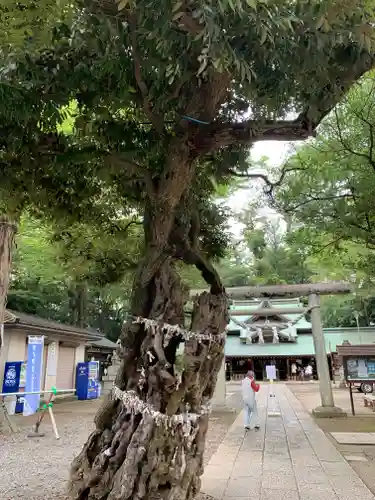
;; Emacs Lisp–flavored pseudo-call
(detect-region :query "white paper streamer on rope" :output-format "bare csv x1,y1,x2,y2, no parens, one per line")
256,327,264,344
112,386,211,429
272,326,279,344
133,316,227,344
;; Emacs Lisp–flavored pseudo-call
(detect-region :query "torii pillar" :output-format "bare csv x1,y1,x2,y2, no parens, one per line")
308,293,346,418
212,357,227,409
191,282,351,418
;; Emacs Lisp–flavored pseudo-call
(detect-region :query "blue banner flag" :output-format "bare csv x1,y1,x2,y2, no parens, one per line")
23,336,44,415
2,361,22,394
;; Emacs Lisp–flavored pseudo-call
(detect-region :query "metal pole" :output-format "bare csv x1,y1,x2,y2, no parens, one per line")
354,311,363,345
309,293,335,407
349,383,355,416
0,389,76,398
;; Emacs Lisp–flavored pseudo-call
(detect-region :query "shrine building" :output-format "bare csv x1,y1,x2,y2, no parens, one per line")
226,297,375,381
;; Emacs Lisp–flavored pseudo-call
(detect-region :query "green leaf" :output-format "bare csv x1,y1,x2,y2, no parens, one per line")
227,0,236,12
246,0,257,9
260,26,268,44
172,1,183,12
315,16,325,30
117,0,128,11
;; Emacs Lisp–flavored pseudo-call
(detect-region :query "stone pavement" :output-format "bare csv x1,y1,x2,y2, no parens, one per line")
331,433,375,445
201,384,375,500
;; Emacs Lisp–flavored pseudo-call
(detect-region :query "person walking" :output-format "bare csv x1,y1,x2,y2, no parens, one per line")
241,370,260,431
291,362,297,381
305,363,313,381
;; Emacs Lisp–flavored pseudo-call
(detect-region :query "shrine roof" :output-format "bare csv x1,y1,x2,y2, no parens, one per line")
225,328,375,357
229,299,312,331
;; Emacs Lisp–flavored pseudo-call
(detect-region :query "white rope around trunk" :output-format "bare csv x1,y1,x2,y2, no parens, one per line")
133,316,227,344
112,386,211,428
109,317,225,433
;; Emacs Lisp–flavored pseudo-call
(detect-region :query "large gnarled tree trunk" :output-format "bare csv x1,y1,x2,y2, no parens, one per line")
68,251,228,500
68,139,230,500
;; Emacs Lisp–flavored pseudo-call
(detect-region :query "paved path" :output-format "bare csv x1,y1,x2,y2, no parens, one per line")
202,384,375,500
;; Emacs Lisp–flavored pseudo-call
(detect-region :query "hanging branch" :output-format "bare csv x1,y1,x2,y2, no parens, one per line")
224,163,309,198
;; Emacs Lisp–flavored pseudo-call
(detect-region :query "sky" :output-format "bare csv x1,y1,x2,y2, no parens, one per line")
228,140,296,237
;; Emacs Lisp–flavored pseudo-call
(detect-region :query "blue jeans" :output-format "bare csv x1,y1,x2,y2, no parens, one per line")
244,401,259,429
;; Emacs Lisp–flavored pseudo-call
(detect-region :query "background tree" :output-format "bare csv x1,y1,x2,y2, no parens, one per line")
237,204,313,284
1,2,375,499
9,213,140,339
275,73,375,327
277,74,375,250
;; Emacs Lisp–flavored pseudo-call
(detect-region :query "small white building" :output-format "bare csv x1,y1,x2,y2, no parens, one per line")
0,310,102,391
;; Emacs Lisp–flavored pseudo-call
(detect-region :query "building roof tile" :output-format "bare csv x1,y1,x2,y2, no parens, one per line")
4,309,102,340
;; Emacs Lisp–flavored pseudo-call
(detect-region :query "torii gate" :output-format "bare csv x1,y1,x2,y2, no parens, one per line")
191,282,352,418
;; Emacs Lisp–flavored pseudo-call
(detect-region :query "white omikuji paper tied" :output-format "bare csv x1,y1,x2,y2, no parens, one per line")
112,317,224,434
112,386,211,428
133,316,227,345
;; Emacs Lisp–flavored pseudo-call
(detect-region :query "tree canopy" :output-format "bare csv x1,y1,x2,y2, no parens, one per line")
2,0,375,215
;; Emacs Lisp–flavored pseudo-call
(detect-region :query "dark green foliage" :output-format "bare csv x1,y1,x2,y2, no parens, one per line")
8,213,133,340
0,0,374,224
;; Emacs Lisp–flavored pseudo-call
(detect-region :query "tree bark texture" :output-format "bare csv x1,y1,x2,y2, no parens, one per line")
0,217,16,350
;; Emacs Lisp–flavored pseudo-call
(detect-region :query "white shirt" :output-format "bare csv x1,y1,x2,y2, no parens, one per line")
305,365,313,376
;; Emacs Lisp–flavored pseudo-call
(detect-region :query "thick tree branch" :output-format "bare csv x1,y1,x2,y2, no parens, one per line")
194,118,315,153
179,246,223,295
175,13,201,35
193,50,375,154
169,216,223,295
297,50,375,128
171,4,202,35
